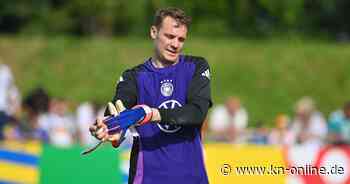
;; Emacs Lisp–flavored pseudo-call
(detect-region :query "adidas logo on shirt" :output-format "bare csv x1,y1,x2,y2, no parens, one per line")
201,69,210,80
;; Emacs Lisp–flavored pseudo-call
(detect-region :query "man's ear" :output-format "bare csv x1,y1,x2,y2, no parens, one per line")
150,26,158,40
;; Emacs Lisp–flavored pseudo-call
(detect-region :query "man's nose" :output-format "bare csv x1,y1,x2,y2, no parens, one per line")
170,39,180,49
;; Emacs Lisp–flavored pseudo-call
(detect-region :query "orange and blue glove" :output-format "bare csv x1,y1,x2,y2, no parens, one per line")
105,104,153,135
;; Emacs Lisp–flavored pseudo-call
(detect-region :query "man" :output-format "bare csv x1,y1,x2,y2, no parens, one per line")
268,114,295,146
209,96,248,143
89,7,212,184
0,62,21,140
290,97,327,147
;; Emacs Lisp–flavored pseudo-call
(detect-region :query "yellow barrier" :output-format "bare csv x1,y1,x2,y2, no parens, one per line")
0,140,41,184
204,144,287,184
0,161,39,184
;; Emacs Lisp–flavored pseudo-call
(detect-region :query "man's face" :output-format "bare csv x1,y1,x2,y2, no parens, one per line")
296,110,311,123
225,98,240,116
276,115,288,129
150,16,187,63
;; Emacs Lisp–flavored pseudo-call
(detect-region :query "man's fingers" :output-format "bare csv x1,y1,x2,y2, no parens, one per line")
89,125,98,136
96,127,105,135
94,117,107,134
91,100,125,141
97,132,107,140
96,128,109,140
95,117,104,125
115,100,126,113
96,124,107,134
107,130,123,141
89,125,97,132
107,134,120,141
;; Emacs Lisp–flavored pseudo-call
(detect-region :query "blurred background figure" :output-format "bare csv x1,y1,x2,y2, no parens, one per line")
21,87,50,141
39,97,76,148
290,97,327,147
76,102,100,146
328,101,350,145
0,61,21,140
268,114,295,146
249,121,269,145
209,96,248,143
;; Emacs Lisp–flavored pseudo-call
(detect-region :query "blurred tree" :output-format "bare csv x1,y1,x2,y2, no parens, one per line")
1,0,350,38
68,0,119,36
144,0,231,36
304,0,350,39
0,0,41,33
225,0,277,37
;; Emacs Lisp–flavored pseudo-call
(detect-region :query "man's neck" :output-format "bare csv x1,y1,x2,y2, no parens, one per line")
151,55,179,68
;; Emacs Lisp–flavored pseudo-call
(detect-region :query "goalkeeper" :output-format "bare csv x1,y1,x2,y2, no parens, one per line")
89,7,212,184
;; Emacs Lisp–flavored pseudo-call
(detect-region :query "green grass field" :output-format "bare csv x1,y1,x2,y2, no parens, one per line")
1,36,349,126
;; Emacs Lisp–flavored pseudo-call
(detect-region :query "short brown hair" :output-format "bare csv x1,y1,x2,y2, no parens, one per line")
153,7,191,29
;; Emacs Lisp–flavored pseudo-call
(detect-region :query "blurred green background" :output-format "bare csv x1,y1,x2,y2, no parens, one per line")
1,36,350,126
1,0,350,125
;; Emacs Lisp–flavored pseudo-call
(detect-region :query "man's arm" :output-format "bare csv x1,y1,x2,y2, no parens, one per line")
102,69,138,147
156,57,212,126
104,69,138,116
95,57,212,136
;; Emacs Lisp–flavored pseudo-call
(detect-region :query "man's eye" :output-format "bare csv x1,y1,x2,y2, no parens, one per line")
165,34,175,39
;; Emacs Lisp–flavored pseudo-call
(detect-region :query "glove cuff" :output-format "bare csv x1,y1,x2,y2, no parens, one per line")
111,140,121,148
133,105,153,125
111,130,126,148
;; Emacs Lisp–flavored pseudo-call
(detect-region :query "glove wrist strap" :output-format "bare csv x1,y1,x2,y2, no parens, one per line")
133,105,153,125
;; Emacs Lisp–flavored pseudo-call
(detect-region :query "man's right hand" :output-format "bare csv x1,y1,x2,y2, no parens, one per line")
89,100,126,146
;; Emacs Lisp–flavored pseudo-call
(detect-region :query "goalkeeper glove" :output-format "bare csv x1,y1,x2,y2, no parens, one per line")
105,100,128,147
105,104,153,135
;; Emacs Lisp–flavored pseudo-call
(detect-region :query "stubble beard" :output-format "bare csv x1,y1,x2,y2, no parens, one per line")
153,48,179,68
